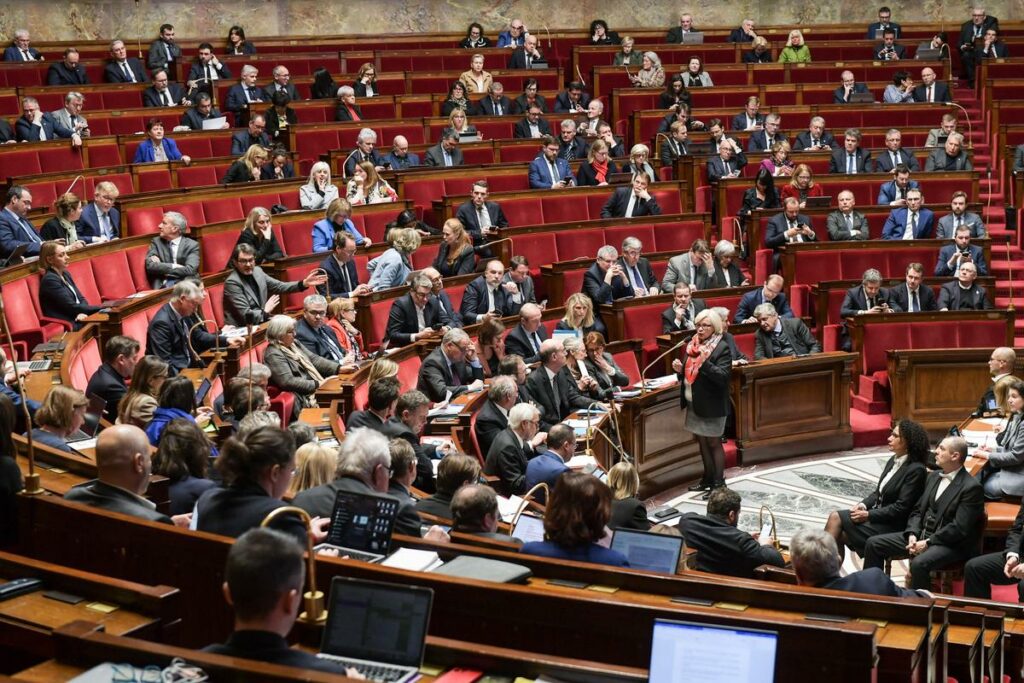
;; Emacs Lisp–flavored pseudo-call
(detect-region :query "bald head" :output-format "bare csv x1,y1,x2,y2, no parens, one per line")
95,424,153,495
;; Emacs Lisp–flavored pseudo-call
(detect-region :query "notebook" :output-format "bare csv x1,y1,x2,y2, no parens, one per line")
649,619,779,683
512,513,545,544
610,528,683,574
316,490,400,563
318,576,433,683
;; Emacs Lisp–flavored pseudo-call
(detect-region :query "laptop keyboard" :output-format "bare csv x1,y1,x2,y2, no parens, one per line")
317,654,411,682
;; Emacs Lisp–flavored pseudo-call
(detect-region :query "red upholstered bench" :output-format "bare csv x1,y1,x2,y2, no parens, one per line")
67,336,101,392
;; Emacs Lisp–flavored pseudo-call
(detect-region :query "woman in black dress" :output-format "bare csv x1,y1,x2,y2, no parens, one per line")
659,74,691,110
235,206,284,266
607,461,650,530
37,240,101,329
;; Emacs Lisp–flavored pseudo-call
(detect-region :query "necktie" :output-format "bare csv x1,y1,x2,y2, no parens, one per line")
911,290,919,312
161,90,170,106
927,85,933,102
341,264,352,293
443,150,451,166
723,160,731,175
847,154,855,174
625,193,636,218
846,214,853,232
100,212,111,239
531,333,541,353
891,152,898,168
22,50,30,60
549,161,559,184
245,87,254,103
205,64,212,82
495,102,502,115
37,122,47,141
631,266,644,290
477,206,491,230
910,213,917,238
526,55,532,68
182,318,197,362
20,218,39,243
956,215,962,231
122,62,134,82
320,328,343,361
550,374,560,406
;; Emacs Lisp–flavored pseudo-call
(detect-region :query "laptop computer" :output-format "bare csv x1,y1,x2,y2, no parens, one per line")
610,528,684,574
848,92,875,104
315,490,400,563
680,32,704,44
318,576,433,683
649,619,779,683
69,393,110,443
916,47,942,61
511,513,545,544
194,378,212,406
0,243,28,268
803,195,832,209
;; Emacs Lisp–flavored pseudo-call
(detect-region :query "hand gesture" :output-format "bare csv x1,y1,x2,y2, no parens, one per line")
263,293,281,314
671,358,683,373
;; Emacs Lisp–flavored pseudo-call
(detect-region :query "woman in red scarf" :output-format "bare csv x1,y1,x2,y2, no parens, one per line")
576,139,619,186
671,309,733,498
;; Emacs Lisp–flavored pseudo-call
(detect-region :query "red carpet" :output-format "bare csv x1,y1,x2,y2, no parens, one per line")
851,408,892,448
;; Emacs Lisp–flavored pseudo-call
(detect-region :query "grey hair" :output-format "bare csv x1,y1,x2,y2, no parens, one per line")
14,29,29,40
443,327,470,346
266,314,296,342
488,375,518,403
711,306,731,322
65,91,84,104
410,273,432,290
337,427,391,479
753,303,777,319
508,402,540,429
237,411,281,438
789,528,841,585
861,269,882,285
597,245,618,261
809,116,825,127
357,127,377,143
237,362,271,383
272,65,288,77
21,96,38,107
171,279,203,301
303,294,327,309
621,236,642,252
948,132,964,145
560,119,576,130
163,211,187,234
562,336,584,354
241,64,258,77
643,51,662,69
713,239,736,258
337,85,355,98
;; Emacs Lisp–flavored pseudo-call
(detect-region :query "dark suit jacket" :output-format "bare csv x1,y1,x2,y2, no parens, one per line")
180,106,224,130
830,147,874,173
86,363,129,422
840,284,901,318
754,318,820,359
826,210,869,240
344,149,384,176
144,236,200,289
77,203,120,242
507,47,545,69
380,419,437,494
504,323,548,365
147,38,182,71
47,61,88,86
334,103,363,122
146,303,223,374
222,267,306,327
821,568,922,598
423,143,464,167
553,91,591,113
230,130,271,156
4,45,42,61
525,366,591,430
316,254,360,298
617,257,657,291
474,399,508,460
793,131,837,151
765,212,816,249
875,149,921,173
861,458,928,528
224,83,264,115
866,22,902,39
459,276,512,325
882,208,935,240
873,42,907,60
936,244,987,276
38,270,101,327
678,512,785,578
513,116,551,139
676,341,732,417
142,84,188,108
730,111,764,131
706,155,745,183
484,427,533,495
833,83,869,103
746,130,789,153
187,61,232,95
666,27,699,44
582,262,633,306
385,293,445,346
434,291,461,328
455,200,508,245
196,482,310,547
600,187,661,218
416,346,483,403
610,497,651,531
415,492,454,521
15,113,73,141
937,281,992,311
960,16,999,49
477,96,512,116
887,283,938,312
104,59,149,83
345,409,387,433
264,82,300,101
912,81,950,103
708,262,746,289
734,289,793,323
661,299,707,333
65,481,171,524
905,468,984,555
294,318,346,363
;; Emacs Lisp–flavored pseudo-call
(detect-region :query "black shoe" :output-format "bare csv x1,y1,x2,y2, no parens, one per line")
700,489,713,500
688,482,711,492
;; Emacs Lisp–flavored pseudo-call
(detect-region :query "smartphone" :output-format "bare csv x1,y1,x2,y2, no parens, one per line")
759,520,774,541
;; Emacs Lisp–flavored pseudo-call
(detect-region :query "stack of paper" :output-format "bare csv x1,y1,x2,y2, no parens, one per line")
381,548,444,572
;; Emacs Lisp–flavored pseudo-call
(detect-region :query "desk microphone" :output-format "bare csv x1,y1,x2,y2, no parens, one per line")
341,148,360,178
639,336,688,395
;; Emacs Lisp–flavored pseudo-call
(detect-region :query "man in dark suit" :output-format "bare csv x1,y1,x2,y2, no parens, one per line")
829,128,874,173
385,274,449,347
959,9,999,85
47,49,88,85
660,121,691,167
877,166,920,206
503,303,547,364
887,262,938,313
553,82,590,114
730,96,764,132
557,120,588,161
416,454,481,521
64,425,175,525
753,305,820,359
186,43,231,98
583,245,634,306
528,136,575,188
882,189,935,239
15,97,74,142
142,70,190,108
317,232,369,299
416,328,484,403
484,403,542,496
4,30,41,61
346,377,398,433
222,243,325,327
600,173,662,219
230,114,272,155
105,40,149,84
936,225,987,276
838,269,902,350
827,191,870,240
513,105,551,138
85,336,140,422
618,236,660,296
460,260,512,325
678,487,786,579
912,67,950,104
746,113,786,153
833,71,871,103
966,497,1024,599
474,376,520,461
525,339,595,430
147,280,239,375
937,191,986,239
765,198,817,253
925,134,973,172
144,212,200,289
344,128,385,176
866,8,901,39
525,424,575,497
263,65,300,101
975,348,1016,417
294,294,349,365
224,65,265,125
77,182,121,243
791,528,926,598
423,129,464,167
792,116,836,151
478,82,512,116
705,138,746,183
147,24,182,73
507,34,545,69
381,391,449,493
422,267,461,328
180,93,228,131
728,19,757,42
665,13,697,43
454,180,508,251
734,274,793,323
976,27,1010,60
873,29,906,60
864,436,984,589
0,185,43,260
501,256,536,316
875,132,920,174
938,261,992,311
662,282,706,333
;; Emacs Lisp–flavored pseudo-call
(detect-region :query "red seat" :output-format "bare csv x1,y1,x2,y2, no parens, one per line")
652,221,705,253
201,230,240,274
203,197,246,224
604,224,654,251
612,348,641,385
510,233,557,273
555,229,603,262
497,198,541,226
135,169,173,193
89,251,137,301
125,246,153,291
541,195,587,224
396,354,422,393
176,166,220,188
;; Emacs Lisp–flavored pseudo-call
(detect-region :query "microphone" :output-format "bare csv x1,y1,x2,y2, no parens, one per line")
62,175,84,198
639,336,689,395
943,101,974,147
575,65,587,87
582,400,606,456
341,148,360,179
589,423,631,463
541,25,551,48
187,318,219,364
260,507,326,624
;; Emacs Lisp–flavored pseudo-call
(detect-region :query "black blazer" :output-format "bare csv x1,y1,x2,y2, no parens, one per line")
294,318,346,363
142,83,188,108
887,284,938,313
345,409,387,433
576,159,620,186
661,299,707,334
905,468,984,554
708,262,746,289
862,458,928,528
459,276,512,325
221,160,258,184
676,340,731,417
146,303,223,375
600,187,661,218
511,94,548,114
478,96,513,116
38,270,101,328
180,106,224,130
385,293,446,346
353,82,377,98
335,103,363,122
753,318,820,359
840,284,901,318
513,116,551,139
553,91,591,113
196,481,307,547
85,363,128,422
47,61,89,86
829,147,874,174
484,427,532,495
380,418,437,494
316,254,360,298
617,257,657,291
474,399,509,460
416,346,483,403
524,366,591,430
503,323,548,365
455,201,508,244
610,497,651,531
263,82,300,101
582,262,633,305
937,282,992,311
432,243,476,277
678,512,785,578
912,81,951,103
104,59,149,83
235,229,284,266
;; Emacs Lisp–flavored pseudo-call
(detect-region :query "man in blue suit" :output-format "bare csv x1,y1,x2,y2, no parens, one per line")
460,261,513,325
833,71,872,104
223,65,265,126
791,528,925,598
15,97,74,142
877,165,920,205
882,189,934,239
0,186,42,260
524,424,574,500
382,135,421,170
734,274,793,323
865,7,901,39
935,225,987,276
528,136,575,189
77,182,121,243
316,232,369,299
4,30,42,61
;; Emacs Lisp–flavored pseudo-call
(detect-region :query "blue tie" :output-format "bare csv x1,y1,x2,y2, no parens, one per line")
20,218,40,243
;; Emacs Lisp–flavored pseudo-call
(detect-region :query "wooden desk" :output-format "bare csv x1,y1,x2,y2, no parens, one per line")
731,352,857,465
888,349,1024,437
315,343,425,417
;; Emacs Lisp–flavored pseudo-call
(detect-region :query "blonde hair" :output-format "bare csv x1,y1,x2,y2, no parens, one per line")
447,106,470,132
442,218,473,265
587,138,609,163
36,385,88,433
607,461,640,500
240,144,269,172
789,163,814,188
307,161,331,187
367,357,399,386
288,442,338,496
242,206,272,236
562,292,595,328
390,227,422,253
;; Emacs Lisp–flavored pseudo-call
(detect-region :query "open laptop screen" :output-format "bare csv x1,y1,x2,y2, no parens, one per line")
650,619,778,683
610,528,683,574
320,576,433,668
326,490,399,554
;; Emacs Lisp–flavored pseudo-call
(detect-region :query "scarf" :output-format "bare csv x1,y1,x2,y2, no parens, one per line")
593,158,609,183
274,342,325,405
684,332,722,384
